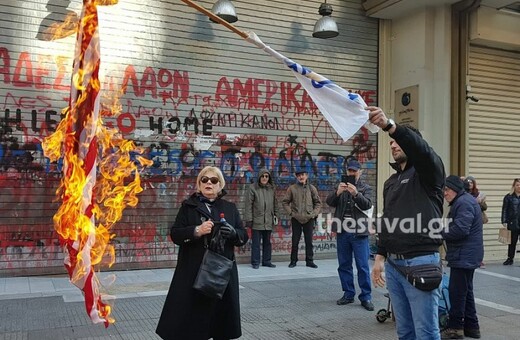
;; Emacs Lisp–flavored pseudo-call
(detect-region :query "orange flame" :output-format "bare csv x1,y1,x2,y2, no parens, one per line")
44,12,79,41
42,0,147,326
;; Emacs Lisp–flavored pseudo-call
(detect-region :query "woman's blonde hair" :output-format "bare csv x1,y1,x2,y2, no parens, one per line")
196,166,226,193
510,178,520,194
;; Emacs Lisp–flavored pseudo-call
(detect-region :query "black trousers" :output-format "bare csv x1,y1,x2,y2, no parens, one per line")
251,229,272,266
448,267,479,330
290,218,314,263
508,229,520,259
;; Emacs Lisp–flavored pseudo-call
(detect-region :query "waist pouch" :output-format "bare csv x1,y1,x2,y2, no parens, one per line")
388,259,442,291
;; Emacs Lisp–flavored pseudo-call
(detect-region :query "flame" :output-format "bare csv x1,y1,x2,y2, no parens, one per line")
44,12,79,41
42,0,147,326
95,0,119,5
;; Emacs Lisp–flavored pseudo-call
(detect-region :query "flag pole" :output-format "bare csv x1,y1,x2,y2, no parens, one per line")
179,0,379,141
180,0,248,39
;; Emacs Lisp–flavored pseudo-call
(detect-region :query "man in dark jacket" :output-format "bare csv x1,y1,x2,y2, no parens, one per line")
441,175,483,339
369,106,445,340
326,158,374,311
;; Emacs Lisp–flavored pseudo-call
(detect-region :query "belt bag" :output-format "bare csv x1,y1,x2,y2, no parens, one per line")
193,249,234,299
388,259,442,291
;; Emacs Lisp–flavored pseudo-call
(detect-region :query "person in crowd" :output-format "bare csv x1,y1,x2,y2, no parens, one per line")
368,106,445,340
282,169,322,268
463,176,488,222
156,166,248,340
501,178,520,265
441,175,483,339
244,168,279,269
326,158,374,311
462,176,488,268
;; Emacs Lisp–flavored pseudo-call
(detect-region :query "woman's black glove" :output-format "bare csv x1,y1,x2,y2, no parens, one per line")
220,223,237,239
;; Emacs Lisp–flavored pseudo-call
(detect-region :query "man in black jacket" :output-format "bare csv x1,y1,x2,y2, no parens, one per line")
368,106,445,340
326,159,374,311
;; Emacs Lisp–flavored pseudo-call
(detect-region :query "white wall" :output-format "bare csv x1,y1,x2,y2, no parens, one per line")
388,6,453,170
470,6,520,51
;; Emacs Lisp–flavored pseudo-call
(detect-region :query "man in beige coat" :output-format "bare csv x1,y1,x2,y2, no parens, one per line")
282,169,322,268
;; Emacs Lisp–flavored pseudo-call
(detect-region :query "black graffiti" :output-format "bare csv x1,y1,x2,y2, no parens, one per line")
278,135,315,174
313,242,336,252
1,108,62,134
149,109,212,135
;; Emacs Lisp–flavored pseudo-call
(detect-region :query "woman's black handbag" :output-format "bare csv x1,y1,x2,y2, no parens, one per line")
193,228,234,299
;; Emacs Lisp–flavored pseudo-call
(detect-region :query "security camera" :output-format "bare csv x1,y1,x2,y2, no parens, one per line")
466,95,479,103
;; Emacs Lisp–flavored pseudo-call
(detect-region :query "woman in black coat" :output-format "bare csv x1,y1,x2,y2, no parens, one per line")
156,166,248,340
502,178,520,265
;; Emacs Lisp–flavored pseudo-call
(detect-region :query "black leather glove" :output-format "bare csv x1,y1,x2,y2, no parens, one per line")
220,223,237,239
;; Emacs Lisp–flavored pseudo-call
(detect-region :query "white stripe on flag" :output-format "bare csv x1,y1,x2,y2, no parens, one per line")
245,32,378,141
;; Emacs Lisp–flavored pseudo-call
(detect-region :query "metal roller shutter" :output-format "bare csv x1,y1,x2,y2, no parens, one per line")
467,45,520,260
0,0,379,274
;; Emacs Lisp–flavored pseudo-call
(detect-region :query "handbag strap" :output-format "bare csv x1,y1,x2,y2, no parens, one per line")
386,258,407,278
387,257,442,276
196,206,214,249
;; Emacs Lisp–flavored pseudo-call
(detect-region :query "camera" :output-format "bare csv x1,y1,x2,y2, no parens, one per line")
341,175,356,185
466,95,479,103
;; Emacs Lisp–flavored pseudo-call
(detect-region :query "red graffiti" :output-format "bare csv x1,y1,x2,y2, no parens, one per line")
0,47,69,90
121,65,190,100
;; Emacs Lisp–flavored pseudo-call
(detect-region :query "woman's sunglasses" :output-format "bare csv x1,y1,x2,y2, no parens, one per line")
261,174,270,178
200,176,219,184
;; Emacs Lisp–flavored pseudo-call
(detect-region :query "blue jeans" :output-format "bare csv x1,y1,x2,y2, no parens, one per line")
336,232,371,301
385,253,441,340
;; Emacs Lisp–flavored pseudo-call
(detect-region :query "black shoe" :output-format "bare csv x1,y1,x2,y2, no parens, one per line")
336,296,354,305
306,262,318,268
441,328,464,339
361,300,374,311
288,261,297,268
252,264,259,269
464,328,481,339
262,263,276,268
503,258,513,265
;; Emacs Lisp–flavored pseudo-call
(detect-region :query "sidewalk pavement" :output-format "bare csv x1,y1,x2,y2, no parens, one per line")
1,259,520,339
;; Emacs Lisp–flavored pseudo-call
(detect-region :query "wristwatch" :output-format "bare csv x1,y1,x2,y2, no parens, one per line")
382,118,395,132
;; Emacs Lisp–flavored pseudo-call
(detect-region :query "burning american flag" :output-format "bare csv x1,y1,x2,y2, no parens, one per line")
43,0,151,326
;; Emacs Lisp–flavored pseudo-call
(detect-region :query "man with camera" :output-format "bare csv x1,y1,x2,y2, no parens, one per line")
326,159,374,311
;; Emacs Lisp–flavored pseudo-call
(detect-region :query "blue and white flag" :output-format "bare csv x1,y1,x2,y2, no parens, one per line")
246,32,378,141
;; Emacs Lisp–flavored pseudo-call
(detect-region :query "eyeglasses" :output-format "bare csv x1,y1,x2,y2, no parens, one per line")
200,176,219,184
261,174,270,178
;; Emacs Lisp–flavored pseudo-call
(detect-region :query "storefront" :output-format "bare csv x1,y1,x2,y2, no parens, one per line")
464,5,520,259
366,0,520,261
0,0,379,275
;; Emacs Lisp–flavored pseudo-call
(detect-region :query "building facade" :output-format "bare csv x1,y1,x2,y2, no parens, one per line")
0,0,379,275
365,0,520,261
2,0,517,275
